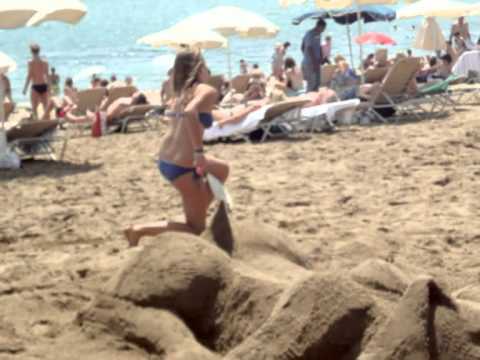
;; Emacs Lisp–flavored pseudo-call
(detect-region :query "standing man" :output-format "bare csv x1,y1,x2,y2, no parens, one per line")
301,19,326,92
23,44,50,120
450,17,472,48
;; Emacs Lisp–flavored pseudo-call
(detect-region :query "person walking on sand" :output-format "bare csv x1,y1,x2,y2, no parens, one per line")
23,44,50,120
124,50,229,247
48,67,60,96
301,19,326,92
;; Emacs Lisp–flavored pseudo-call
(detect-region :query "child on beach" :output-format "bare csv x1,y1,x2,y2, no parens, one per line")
124,50,229,246
271,42,290,80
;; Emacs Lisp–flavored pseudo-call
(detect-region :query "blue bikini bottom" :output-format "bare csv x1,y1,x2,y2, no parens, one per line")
158,160,197,182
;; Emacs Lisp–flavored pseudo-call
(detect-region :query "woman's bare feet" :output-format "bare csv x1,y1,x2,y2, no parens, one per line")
124,226,141,247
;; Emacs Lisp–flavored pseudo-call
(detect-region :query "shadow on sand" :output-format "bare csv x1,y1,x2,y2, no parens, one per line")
0,160,103,181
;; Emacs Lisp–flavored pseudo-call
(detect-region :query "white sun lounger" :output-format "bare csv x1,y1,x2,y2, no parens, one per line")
203,99,360,142
203,103,280,142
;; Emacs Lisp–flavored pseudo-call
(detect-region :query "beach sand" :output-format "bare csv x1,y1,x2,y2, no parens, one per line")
0,102,480,359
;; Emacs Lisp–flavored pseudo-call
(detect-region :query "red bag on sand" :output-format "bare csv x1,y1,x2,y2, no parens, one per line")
91,111,106,137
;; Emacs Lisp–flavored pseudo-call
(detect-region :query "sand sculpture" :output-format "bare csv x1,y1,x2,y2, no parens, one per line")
69,205,480,360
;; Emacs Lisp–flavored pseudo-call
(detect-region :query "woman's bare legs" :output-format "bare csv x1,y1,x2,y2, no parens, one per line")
124,157,229,247
124,172,212,247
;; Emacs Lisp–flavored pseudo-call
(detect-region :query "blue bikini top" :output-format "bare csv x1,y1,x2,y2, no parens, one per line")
199,112,213,128
164,111,213,129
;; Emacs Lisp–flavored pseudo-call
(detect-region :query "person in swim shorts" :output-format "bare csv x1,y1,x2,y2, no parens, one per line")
23,43,50,120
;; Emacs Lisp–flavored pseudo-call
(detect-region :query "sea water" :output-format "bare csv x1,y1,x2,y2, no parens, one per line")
2,0,479,100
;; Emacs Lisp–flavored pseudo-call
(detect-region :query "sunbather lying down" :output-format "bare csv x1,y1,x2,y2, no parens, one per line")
64,92,149,125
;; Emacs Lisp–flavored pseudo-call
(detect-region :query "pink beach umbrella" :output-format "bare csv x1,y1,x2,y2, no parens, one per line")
355,32,397,45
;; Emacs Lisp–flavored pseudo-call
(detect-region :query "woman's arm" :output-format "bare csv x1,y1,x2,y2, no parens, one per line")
184,86,217,150
215,104,261,127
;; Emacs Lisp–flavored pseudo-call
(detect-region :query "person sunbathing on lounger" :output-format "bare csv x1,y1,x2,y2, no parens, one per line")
213,103,263,128
43,77,79,119
64,92,148,125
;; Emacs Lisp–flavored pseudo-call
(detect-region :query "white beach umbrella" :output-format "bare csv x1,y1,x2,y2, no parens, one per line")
173,6,279,77
138,27,228,50
397,0,480,18
26,0,87,27
0,3,36,29
174,6,279,38
413,17,446,51
0,0,87,29
0,53,17,75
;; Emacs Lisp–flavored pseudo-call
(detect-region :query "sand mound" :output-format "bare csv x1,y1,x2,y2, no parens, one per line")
350,259,411,296
360,278,480,360
226,273,377,360
78,295,220,359
70,213,480,360
206,203,311,281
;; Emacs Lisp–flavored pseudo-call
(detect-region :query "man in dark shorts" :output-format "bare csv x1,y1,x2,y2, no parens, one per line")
23,43,50,120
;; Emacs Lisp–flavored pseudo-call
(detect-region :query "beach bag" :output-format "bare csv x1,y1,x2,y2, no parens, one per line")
91,111,107,137
0,129,20,169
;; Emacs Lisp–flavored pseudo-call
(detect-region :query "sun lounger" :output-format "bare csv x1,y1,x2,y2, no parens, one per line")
415,74,466,111
207,74,225,95
74,88,107,115
110,105,166,133
364,67,389,83
448,82,480,104
299,99,361,130
203,99,359,142
103,86,138,108
452,50,480,78
363,57,424,122
320,65,337,87
203,100,307,142
6,120,67,160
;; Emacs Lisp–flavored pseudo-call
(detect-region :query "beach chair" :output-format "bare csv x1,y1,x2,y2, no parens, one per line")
230,74,251,93
364,67,389,83
6,120,67,161
74,88,107,115
203,99,309,143
320,65,337,87
256,99,312,141
103,86,138,108
363,57,424,122
415,74,466,111
207,74,225,95
110,105,166,133
299,99,361,131
452,50,480,78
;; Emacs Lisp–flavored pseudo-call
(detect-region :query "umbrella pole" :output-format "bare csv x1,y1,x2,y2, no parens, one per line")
346,24,354,69
0,78,7,160
355,1,364,83
0,78,5,131
227,42,232,79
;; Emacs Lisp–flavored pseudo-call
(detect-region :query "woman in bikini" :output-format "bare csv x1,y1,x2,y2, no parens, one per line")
124,50,229,247
22,44,50,120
